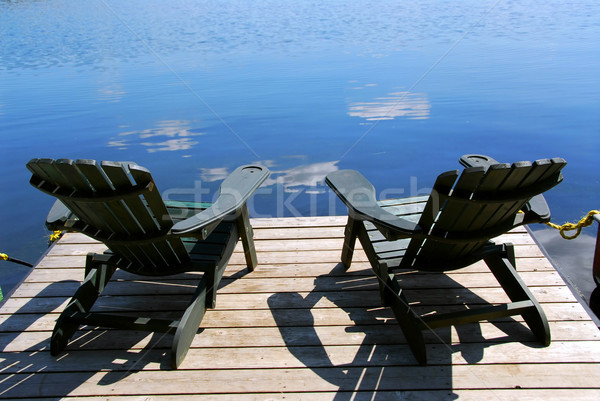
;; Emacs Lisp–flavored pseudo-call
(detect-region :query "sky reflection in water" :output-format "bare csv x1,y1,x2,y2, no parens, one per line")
1,0,599,299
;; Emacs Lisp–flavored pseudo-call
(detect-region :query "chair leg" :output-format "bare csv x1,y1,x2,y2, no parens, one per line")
356,224,389,305
352,221,427,364
205,216,240,309
204,259,228,310
237,204,258,272
373,262,390,306
383,274,427,365
341,217,359,269
171,277,208,369
485,243,551,345
51,254,116,355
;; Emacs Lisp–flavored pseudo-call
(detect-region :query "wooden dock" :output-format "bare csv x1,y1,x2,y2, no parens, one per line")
2,216,600,400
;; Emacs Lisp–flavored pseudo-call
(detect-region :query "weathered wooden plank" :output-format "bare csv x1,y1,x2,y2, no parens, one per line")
1,363,599,398
1,285,578,319
49,222,533,248
252,229,536,243
230,248,543,265
31,255,558,279
34,248,548,272
0,303,593,336
254,238,346,251
3,341,600,375
0,285,577,316
5,270,567,301
253,226,345,240
34,255,88,268
224,256,557,276
45,243,109,256
54,220,530,242
2,320,598,354
250,216,348,227
48,234,537,256
46,238,351,255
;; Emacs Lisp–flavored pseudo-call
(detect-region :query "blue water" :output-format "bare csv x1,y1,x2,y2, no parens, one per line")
1,0,599,301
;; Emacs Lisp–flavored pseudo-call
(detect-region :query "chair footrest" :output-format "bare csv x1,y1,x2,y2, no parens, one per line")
419,300,535,330
67,311,179,334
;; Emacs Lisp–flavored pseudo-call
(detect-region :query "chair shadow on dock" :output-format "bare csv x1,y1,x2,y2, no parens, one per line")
0,268,249,398
268,263,544,400
0,280,143,398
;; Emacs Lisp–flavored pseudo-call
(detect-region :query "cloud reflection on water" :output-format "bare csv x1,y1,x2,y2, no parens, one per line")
348,91,430,121
199,167,231,182
266,160,339,193
201,160,339,194
97,85,126,103
108,120,202,152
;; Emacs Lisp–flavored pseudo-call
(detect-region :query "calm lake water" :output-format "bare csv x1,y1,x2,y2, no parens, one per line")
1,1,599,304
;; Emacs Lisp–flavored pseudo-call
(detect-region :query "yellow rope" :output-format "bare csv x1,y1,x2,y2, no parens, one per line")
49,230,63,242
545,210,600,240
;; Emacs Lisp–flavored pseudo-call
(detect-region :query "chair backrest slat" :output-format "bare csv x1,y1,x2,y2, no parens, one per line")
128,165,172,228
482,162,534,228
125,163,189,264
74,160,143,235
434,166,486,232
471,163,520,230
63,160,138,235
30,159,118,233
402,170,458,267
416,167,489,264
27,158,191,273
92,161,179,269
524,158,564,185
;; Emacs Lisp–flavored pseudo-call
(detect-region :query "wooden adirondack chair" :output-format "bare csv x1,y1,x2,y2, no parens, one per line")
326,154,566,365
27,158,269,368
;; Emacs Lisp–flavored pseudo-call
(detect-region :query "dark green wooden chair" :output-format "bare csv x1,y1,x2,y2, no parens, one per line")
27,158,269,368
326,154,566,365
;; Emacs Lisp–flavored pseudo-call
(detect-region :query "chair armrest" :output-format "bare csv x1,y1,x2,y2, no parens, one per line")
325,170,421,238
45,200,74,230
459,154,501,169
520,194,552,223
171,165,269,237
